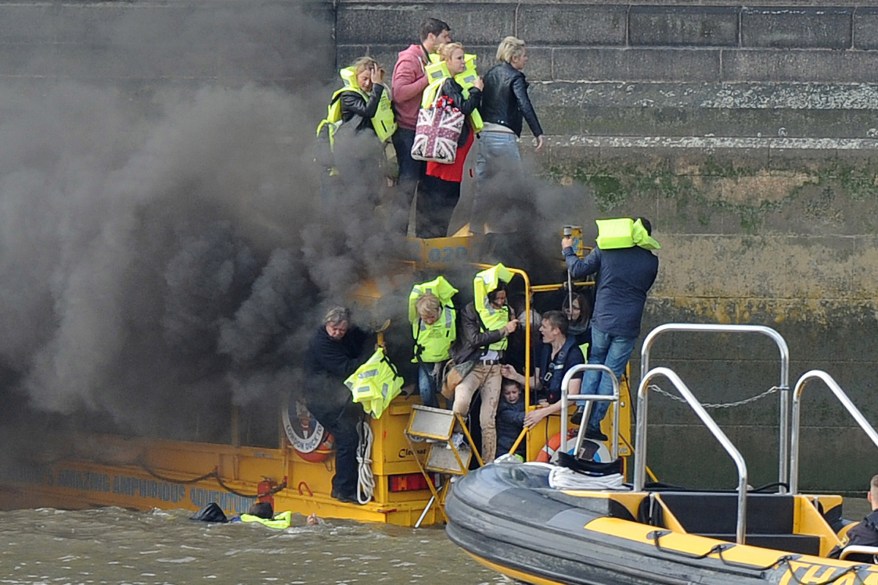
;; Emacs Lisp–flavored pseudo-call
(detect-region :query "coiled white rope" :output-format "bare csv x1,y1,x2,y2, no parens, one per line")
356,419,374,504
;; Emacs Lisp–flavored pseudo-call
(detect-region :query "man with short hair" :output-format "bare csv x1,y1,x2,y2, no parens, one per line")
391,18,451,202
562,217,659,441
830,475,878,562
304,306,372,504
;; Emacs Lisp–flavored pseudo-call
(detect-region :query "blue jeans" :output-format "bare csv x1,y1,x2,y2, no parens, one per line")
418,362,441,408
583,326,636,429
474,131,521,180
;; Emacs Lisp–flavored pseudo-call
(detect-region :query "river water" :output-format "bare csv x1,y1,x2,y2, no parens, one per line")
0,507,506,585
3,500,871,584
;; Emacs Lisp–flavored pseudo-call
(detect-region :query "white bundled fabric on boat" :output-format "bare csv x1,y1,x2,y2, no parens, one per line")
547,467,627,491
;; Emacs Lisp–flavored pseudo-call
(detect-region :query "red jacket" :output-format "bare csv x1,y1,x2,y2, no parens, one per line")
391,44,430,130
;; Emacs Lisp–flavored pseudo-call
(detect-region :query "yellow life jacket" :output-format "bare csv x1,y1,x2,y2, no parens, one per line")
316,67,397,146
578,342,589,360
423,55,484,132
239,510,293,530
345,347,403,419
595,218,661,251
409,276,458,363
473,264,513,351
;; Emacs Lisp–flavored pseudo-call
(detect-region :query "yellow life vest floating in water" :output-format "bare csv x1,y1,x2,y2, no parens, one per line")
239,510,293,530
473,264,513,352
345,347,403,419
595,218,661,251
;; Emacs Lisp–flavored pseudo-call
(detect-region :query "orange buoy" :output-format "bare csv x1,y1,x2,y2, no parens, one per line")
296,432,335,463
535,429,578,463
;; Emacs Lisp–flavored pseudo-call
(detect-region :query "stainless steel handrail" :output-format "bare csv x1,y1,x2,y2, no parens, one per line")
635,366,749,544
559,364,620,461
789,370,878,494
640,323,790,491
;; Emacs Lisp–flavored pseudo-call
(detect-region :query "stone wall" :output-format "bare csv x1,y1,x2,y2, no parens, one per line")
0,0,875,491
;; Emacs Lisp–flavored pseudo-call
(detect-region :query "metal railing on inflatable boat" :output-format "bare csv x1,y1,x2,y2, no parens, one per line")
789,370,878,494
558,364,621,462
634,366,750,544
640,324,791,490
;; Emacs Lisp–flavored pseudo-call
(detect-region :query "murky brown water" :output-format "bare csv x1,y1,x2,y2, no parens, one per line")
2,499,870,584
0,507,507,585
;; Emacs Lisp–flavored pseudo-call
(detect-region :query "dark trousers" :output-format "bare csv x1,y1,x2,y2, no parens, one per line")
417,175,460,238
310,403,361,497
392,127,425,184
392,127,425,226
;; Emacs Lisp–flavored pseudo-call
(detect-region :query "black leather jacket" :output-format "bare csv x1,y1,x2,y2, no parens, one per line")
480,62,543,138
450,303,508,364
436,77,482,146
340,84,386,134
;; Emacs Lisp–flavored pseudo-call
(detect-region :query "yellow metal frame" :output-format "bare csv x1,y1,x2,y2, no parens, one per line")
404,407,483,523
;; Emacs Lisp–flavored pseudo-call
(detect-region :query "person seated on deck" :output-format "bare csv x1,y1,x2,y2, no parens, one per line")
496,378,526,459
829,474,878,562
500,310,584,429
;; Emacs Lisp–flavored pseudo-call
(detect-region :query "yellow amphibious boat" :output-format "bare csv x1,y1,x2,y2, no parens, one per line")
0,234,608,527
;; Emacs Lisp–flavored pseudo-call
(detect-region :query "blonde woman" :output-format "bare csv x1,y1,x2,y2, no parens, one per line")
476,36,544,178
418,42,484,237
339,56,388,136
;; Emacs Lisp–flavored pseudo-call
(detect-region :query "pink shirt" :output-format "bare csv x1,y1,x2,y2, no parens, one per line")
391,44,431,130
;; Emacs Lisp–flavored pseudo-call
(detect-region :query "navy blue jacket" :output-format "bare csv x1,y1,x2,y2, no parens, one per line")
564,246,658,339
304,325,372,412
537,339,584,404
829,510,878,561
496,397,525,456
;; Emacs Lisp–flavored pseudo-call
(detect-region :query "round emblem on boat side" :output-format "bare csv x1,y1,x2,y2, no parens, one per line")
282,399,334,461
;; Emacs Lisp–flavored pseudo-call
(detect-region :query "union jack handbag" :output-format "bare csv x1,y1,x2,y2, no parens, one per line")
411,95,465,164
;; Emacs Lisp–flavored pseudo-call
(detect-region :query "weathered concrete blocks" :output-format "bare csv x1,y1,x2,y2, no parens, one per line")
553,47,722,82
722,49,878,83
336,2,515,46
741,7,853,49
629,5,739,47
518,4,627,46
853,7,878,50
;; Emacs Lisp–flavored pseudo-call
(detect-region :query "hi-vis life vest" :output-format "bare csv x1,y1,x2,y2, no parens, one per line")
409,276,458,363
422,55,484,132
595,218,661,251
473,264,513,351
345,347,403,419
239,510,293,530
315,66,397,148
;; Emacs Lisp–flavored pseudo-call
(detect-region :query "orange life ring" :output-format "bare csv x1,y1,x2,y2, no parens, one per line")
536,430,578,463
283,399,335,463
296,433,334,463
